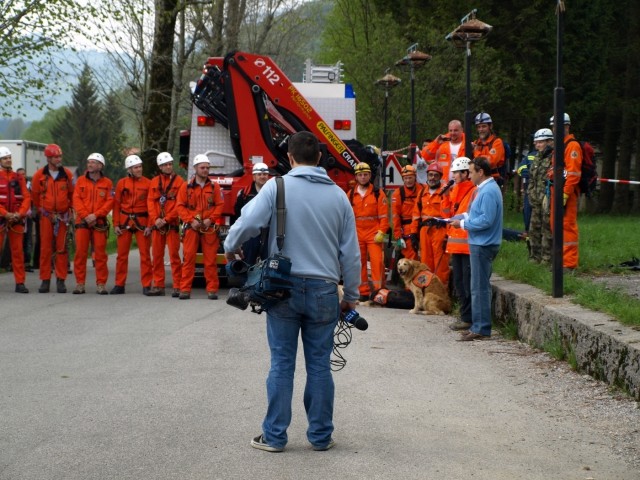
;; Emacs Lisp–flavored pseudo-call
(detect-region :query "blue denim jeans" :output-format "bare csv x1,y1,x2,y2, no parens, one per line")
451,253,471,324
262,277,339,450
469,244,500,336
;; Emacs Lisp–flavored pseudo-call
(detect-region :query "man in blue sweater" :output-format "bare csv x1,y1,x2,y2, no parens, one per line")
450,156,503,341
224,131,361,452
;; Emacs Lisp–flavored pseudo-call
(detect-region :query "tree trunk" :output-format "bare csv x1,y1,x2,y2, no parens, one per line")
143,0,178,175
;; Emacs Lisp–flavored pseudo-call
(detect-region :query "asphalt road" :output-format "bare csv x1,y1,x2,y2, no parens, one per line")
1,251,638,480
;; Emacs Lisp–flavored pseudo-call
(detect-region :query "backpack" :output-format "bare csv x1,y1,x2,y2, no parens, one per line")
567,139,597,197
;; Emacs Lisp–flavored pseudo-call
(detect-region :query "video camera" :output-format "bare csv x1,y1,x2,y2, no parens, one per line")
226,253,294,314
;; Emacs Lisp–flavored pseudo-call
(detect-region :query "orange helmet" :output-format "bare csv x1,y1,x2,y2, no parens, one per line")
426,162,443,175
401,165,417,177
44,144,62,158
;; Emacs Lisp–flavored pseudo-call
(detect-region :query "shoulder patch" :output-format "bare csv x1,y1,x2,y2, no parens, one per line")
489,148,497,155
571,150,579,158
440,153,447,159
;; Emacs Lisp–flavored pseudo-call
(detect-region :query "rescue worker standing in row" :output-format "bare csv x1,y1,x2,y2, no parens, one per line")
349,162,389,301
176,154,224,300
391,165,421,261
411,162,450,286
72,153,114,295
148,152,185,297
0,146,30,293
111,155,154,295
473,113,505,184
549,113,582,272
31,144,74,294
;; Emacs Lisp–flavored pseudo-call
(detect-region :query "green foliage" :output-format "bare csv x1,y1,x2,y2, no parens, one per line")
324,0,640,214
496,315,519,341
498,210,640,326
0,0,93,108
542,324,566,361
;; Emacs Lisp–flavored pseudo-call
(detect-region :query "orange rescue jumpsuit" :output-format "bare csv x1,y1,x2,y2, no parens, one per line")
549,134,582,269
148,172,185,290
473,134,505,181
442,180,476,255
176,178,224,294
113,175,152,288
410,182,450,286
31,166,74,282
391,185,422,261
425,133,466,182
73,172,114,287
349,185,389,297
0,169,31,285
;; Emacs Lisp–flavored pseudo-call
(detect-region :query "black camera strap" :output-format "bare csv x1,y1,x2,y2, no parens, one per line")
275,176,286,252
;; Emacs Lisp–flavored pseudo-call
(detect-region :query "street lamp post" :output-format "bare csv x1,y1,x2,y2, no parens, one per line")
446,10,492,157
395,44,430,166
375,69,401,153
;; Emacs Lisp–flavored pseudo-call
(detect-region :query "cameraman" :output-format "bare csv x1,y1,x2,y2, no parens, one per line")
224,131,361,453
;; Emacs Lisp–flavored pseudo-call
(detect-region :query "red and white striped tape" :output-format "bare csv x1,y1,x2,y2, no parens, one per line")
598,178,640,185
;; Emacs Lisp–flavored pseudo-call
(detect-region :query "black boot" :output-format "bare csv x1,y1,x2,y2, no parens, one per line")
56,279,67,293
15,283,29,294
110,285,125,295
38,280,50,293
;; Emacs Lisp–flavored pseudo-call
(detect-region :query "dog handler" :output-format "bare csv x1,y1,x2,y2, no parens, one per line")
224,132,361,453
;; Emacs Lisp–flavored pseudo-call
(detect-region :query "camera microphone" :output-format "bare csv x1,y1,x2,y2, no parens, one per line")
439,179,454,196
341,309,368,331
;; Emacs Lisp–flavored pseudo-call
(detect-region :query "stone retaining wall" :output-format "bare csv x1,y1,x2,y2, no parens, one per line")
491,275,640,401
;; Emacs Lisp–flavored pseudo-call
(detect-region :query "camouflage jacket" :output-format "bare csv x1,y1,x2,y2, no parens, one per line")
528,146,553,207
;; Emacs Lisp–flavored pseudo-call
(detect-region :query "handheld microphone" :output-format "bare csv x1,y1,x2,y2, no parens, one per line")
341,309,368,331
439,179,454,196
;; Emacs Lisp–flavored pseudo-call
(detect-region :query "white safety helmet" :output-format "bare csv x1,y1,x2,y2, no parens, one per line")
157,152,173,166
193,154,210,166
450,156,471,172
474,112,492,125
87,152,105,165
252,162,269,174
0,146,12,158
533,128,554,142
124,154,143,169
549,113,571,126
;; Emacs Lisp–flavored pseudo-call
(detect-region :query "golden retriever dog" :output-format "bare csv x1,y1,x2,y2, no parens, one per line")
396,258,451,315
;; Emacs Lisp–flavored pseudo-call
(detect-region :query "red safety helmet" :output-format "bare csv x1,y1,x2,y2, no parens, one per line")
44,144,63,158
426,162,443,175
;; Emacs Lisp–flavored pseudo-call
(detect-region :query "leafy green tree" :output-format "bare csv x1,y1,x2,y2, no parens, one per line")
0,0,90,108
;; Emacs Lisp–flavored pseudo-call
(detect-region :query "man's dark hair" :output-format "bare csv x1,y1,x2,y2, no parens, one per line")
288,132,319,165
470,156,491,176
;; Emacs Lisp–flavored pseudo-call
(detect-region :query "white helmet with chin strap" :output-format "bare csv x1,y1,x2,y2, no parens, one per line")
124,155,143,169
0,146,12,159
193,154,210,166
87,152,105,165
450,156,471,172
533,128,554,141
157,152,173,166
